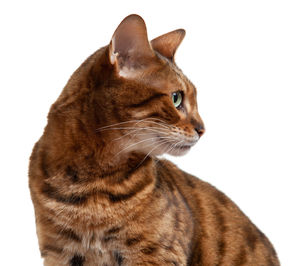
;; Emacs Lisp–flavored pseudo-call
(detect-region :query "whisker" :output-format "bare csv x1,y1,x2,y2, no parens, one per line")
97,126,170,133
144,117,170,126
135,139,171,168
96,118,170,131
140,119,170,129
165,140,178,154
112,128,144,142
131,118,170,129
110,127,172,142
113,136,160,158
163,140,177,155
172,140,186,155
96,120,141,131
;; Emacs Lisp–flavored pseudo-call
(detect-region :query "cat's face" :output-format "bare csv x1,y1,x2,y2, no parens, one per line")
96,15,204,157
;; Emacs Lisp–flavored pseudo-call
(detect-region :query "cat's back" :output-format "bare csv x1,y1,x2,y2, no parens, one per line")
156,159,279,266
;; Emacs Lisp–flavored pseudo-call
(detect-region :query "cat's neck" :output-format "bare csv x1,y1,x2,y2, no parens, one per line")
41,112,154,179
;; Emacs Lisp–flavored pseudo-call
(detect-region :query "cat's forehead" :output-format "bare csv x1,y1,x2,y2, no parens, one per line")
151,55,196,96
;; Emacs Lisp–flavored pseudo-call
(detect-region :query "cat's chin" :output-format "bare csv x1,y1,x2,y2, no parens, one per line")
166,145,191,156
149,143,192,157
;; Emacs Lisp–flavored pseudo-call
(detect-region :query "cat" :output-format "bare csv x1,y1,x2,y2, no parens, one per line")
29,14,279,266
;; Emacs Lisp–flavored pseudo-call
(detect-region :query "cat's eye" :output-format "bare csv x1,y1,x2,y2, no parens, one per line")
172,91,183,108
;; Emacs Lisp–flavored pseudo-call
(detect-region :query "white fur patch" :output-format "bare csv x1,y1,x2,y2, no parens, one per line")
118,67,136,78
109,36,117,65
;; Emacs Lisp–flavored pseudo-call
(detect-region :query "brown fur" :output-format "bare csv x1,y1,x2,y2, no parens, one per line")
29,15,279,265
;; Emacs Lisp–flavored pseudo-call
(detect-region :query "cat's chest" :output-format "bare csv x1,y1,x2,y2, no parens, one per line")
62,228,122,263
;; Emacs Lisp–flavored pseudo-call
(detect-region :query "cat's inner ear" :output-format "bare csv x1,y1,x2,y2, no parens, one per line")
151,29,185,62
109,14,154,77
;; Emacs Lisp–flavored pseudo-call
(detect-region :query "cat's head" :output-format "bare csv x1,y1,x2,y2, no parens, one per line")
93,15,205,157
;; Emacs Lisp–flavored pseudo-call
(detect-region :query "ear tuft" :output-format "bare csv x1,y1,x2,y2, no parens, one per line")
151,29,185,61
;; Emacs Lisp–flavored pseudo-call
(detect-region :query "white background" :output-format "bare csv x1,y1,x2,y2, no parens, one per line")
1,1,299,265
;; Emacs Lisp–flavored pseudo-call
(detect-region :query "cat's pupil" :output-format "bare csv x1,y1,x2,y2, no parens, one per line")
173,93,178,102
174,93,178,103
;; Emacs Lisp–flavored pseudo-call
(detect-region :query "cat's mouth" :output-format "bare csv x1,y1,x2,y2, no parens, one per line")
156,136,197,156
166,143,193,156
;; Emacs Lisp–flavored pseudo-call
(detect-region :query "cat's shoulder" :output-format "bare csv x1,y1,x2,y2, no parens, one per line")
156,158,222,192
155,158,239,210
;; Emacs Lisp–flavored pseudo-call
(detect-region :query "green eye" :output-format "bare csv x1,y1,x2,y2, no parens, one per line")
172,91,183,108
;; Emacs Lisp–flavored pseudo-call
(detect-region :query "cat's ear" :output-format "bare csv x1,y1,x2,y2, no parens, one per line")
109,14,154,77
151,29,185,62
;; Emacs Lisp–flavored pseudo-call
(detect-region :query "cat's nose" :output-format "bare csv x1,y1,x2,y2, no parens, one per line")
191,116,205,138
194,123,205,138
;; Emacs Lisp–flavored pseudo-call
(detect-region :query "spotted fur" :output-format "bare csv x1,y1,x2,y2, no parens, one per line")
29,14,279,265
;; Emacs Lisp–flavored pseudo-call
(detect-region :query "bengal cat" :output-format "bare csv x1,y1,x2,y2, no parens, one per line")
29,14,279,266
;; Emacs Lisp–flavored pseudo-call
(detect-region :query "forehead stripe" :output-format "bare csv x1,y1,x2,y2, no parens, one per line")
127,93,168,108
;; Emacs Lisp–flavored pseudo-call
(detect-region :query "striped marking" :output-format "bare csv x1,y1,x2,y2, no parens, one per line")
113,251,124,266
41,245,63,256
42,173,153,204
128,93,167,108
57,226,81,242
70,254,85,266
